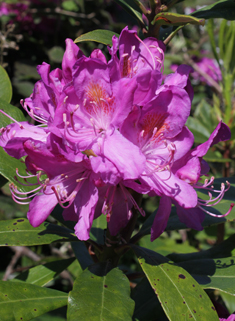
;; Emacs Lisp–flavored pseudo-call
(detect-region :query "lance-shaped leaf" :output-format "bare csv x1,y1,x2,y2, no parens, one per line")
71,242,94,270
112,0,143,24
152,12,205,26
178,257,235,296
168,234,235,263
67,264,134,321
74,30,119,46
0,218,78,246
0,66,12,103
131,277,168,321
0,280,67,321
192,0,235,20
12,258,75,287
138,260,219,321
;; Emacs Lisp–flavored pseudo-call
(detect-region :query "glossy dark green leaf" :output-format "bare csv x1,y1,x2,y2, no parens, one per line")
13,258,75,286
138,260,219,321
0,66,12,103
168,234,235,263
71,241,94,270
0,218,78,246
131,277,168,321
67,266,134,321
178,257,235,296
74,30,119,46
0,280,67,321
131,244,169,265
192,0,235,20
153,12,205,26
112,0,143,23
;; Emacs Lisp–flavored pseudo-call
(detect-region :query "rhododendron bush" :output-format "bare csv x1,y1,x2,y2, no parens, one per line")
1,0,235,320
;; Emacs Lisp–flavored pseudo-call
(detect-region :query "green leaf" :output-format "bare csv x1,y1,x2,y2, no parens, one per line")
138,260,219,321
131,244,169,265
67,265,134,321
48,46,65,63
74,30,119,46
13,258,75,286
0,99,33,192
168,233,235,263
0,147,38,193
0,218,78,246
139,235,197,257
90,214,107,244
220,292,235,314
131,277,168,321
207,19,221,66
192,0,235,20
112,0,143,23
71,242,94,270
178,257,235,296
152,12,205,26
0,98,25,126
0,66,12,103
186,116,211,143
0,280,67,321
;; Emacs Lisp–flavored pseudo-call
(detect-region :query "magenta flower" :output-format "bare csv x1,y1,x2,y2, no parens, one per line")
0,27,232,242
149,121,232,241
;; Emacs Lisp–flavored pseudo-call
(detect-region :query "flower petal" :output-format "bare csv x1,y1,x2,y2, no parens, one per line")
151,195,172,241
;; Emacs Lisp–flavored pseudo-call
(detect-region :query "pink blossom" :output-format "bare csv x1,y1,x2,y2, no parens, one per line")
0,27,232,241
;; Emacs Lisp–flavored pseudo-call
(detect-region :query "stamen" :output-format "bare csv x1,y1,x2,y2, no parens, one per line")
134,33,156,70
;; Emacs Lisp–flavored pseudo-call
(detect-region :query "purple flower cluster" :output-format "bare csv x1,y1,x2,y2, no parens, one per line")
0,27,232,241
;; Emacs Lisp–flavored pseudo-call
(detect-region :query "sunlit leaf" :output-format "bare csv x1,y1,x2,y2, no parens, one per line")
12,258,75,286
178,257,235,296
74,30,119,46
153,12,205,26
0,66,12,103
0,218,78,246
67,265,134,320
0,281,67,321
138,260,219,320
